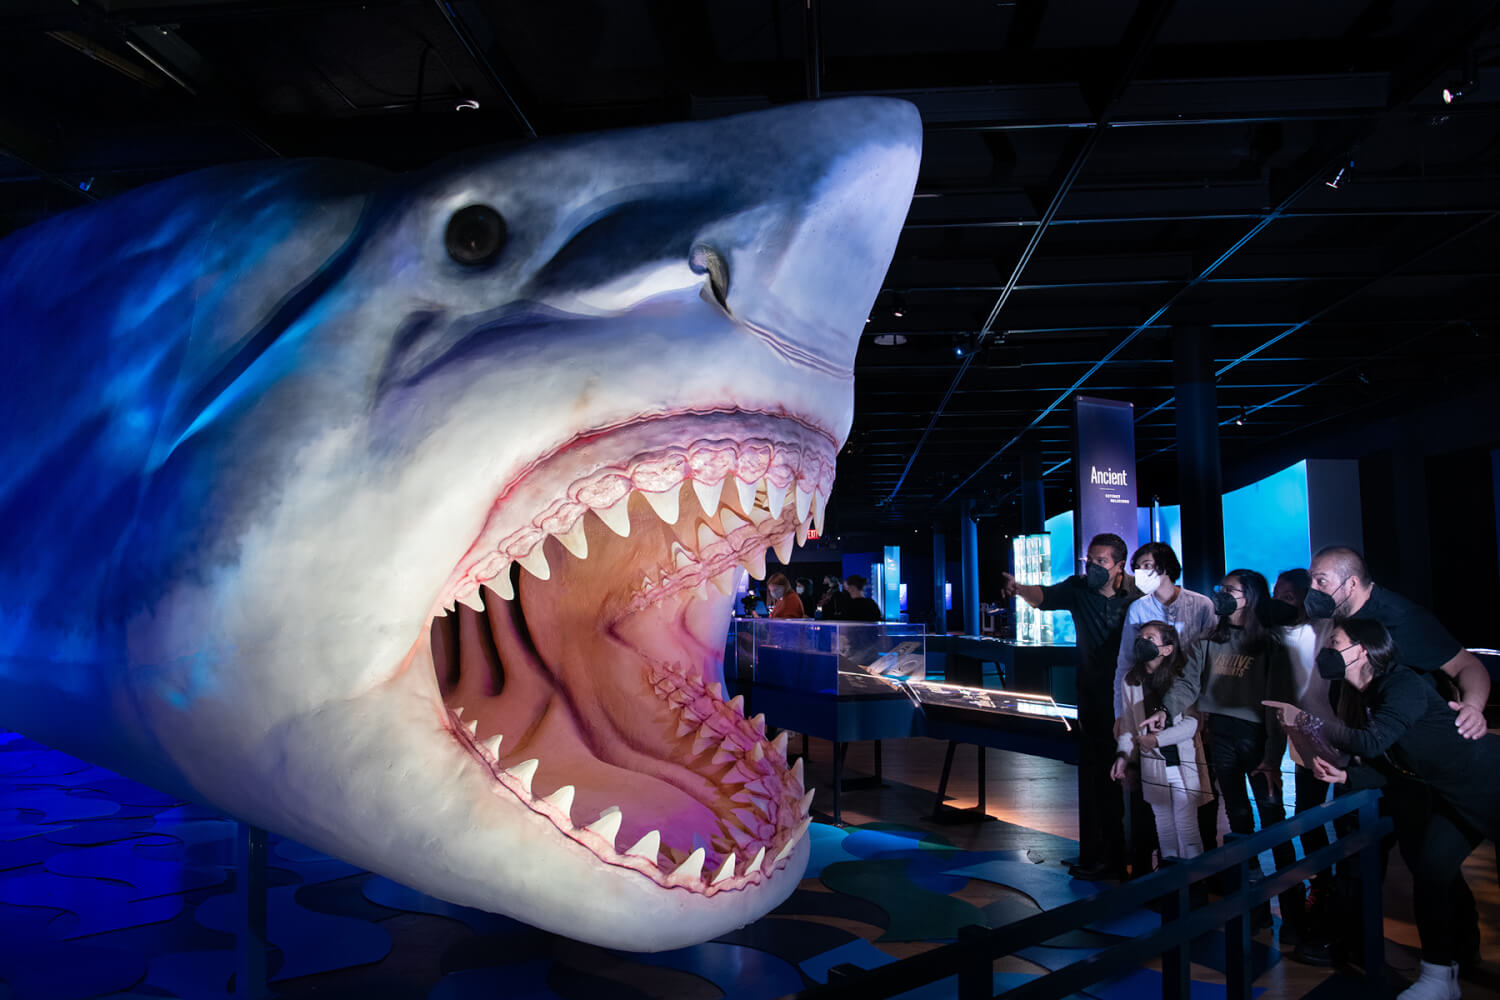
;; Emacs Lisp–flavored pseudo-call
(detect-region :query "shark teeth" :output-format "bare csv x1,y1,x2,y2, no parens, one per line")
710,852,737,886
596,495,632,537
542,784,576,823
673,847,706,882
793,483,813,523
516,545,550,581
506,758,540,797
641,487,680,524
626,829,661,862
586,806,623,848
765,479,788,517
556,519,588,559
692,478,722,519
482,734,503,759
734,477,757,514
484,573,514,602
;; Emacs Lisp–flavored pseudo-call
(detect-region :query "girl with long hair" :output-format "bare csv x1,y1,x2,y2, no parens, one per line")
1112,621,1213,860
1266,618,1500,1000
1190,569,1299,918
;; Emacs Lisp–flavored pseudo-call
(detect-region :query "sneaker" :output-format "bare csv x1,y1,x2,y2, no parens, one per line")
1395,960,1460,1000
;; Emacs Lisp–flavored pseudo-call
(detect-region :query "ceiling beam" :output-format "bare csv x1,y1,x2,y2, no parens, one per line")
431,1,536,138
878,0,1178,508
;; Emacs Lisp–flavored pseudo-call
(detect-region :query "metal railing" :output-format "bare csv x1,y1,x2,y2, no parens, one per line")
785,788,1392,1000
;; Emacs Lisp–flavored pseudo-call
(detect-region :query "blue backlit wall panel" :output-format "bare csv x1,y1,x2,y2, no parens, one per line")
1222,460,1311,578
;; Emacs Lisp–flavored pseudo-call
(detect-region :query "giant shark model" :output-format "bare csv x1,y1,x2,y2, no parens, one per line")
0,98,920,950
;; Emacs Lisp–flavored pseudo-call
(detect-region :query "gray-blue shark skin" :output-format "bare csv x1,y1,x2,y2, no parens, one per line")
0,98,920,950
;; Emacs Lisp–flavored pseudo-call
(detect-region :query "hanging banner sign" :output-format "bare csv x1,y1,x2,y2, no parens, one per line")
1072,395,1138,569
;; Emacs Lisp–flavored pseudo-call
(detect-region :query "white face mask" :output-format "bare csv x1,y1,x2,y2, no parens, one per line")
1134,569,1161,594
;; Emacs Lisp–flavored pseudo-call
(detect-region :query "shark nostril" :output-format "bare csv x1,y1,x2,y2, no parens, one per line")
689,243,730,311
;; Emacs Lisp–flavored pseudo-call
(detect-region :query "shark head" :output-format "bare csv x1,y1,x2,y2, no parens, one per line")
0,98,920,950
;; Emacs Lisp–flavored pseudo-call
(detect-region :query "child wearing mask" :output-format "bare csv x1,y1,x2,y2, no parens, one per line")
1112,621,1213,861
1113,542,1219,720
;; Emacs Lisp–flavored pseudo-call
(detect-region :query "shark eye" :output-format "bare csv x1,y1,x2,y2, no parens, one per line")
689,243,730,310
446,205,507,266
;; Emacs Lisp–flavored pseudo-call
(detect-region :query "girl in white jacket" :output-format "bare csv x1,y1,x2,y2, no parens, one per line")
1112,621,1215,861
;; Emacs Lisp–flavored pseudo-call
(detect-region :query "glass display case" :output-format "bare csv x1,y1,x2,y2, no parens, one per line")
733,618,926,696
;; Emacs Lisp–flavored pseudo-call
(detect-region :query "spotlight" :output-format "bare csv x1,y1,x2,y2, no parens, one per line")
455,98,480,111
891,293,907,318
1442,86,1464,105
1324,161,1352,189
873,334,907,346
1234,406,1247,427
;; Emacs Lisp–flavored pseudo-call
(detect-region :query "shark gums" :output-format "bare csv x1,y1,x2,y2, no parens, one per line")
0,98,920,950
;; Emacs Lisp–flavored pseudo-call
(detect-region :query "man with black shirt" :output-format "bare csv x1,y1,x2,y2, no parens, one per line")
1003,532,1135,880
1306,545,1491,970
837,575,883,622
1306,547,1489,736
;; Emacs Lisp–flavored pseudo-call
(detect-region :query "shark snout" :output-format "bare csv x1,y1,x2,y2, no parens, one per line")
698,99,922,375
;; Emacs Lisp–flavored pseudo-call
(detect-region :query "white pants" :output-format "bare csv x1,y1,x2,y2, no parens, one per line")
1150,765,1204,860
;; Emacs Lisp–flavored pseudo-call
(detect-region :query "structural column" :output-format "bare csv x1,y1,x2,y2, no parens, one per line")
931,525,947,635
960,500,981,636
1020,450,1046,536
1173,326,1225,595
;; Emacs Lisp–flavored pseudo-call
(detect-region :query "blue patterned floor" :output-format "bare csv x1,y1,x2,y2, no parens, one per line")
0,731,1354,999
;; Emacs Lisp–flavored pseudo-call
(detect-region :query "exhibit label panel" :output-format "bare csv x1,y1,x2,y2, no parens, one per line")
1071,395,1138,566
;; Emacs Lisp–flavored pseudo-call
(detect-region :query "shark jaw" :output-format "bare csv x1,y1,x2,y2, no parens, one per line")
417,410,828,906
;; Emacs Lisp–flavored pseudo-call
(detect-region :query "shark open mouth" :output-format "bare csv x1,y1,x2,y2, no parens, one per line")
422,413,833,896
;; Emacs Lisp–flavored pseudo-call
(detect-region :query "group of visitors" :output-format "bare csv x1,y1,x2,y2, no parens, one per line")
1002,537,1496,999
745,573,883,622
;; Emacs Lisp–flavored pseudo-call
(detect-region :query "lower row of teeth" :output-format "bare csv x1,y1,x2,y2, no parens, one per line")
447,679,813,891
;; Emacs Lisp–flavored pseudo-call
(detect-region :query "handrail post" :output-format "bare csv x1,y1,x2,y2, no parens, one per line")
1357,795,1387,996
1159,866,1191,1000
1221,834,1252,1000
957,924,989,1000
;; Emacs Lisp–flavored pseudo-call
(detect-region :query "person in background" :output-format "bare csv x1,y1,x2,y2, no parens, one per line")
1265,618,1500,1000
1002,532,1136,881
795,577,814,606
766,573,805,619
1268,568,1336,964
1191,568,1301,930
817,575,850,620
838,575,882,622
1113,621,1213,862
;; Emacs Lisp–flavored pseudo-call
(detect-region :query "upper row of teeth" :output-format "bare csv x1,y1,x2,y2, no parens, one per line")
448,703,813,891
448,474,830,611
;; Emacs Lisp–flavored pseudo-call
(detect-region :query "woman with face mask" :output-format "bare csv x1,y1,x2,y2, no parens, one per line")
766,573,805,619
1112,621,1214,861
1189,569,1301,925
1265,619,1500,1000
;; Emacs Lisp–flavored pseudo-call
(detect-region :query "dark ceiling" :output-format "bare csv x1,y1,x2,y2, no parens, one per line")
4,0,1499,534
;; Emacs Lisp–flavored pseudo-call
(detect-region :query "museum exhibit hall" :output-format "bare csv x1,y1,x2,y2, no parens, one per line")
2,1,1500,998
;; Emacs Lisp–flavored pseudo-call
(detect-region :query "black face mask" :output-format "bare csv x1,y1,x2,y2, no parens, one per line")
1316,646,1349,680
1257,598,1298,628
1304,586,1338,620
1132,637,1160,662
1085,563,1110,590
1212,589,1239,617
